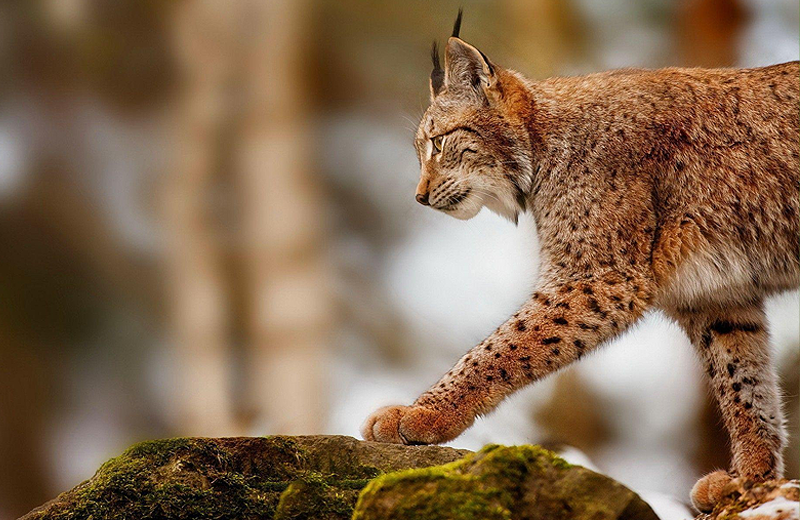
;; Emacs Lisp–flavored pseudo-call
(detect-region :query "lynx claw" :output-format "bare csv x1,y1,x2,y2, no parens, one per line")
691,470,735,512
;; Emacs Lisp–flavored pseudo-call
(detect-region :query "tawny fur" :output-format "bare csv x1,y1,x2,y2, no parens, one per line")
362,32,799,513
690,470,736,512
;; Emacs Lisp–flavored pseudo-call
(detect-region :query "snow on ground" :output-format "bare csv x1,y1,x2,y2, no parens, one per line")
738,495,799,519
639,491,694,520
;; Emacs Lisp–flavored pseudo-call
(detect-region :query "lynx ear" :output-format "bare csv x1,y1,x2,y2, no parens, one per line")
444,37,498,101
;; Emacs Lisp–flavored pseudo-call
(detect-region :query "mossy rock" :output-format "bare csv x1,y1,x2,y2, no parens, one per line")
21,435,468,520
353,444,659,520
698,479,799,520
22,436,658,520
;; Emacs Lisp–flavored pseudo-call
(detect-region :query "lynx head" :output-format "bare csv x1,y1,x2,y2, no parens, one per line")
414,11,536,223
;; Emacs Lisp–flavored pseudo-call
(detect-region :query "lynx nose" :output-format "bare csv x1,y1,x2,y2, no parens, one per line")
415,192,430,206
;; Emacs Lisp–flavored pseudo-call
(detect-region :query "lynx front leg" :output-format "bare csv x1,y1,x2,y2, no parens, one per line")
362,270,653,444
672,303,786,512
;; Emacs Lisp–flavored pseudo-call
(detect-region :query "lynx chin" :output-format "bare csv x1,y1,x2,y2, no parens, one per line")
361,11,799,512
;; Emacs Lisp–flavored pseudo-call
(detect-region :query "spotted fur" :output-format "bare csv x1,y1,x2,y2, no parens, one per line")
363,24,799,513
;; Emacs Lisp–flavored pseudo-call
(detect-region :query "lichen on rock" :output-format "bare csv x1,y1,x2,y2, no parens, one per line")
21,436,658,520
21,435,468,520
353,444,659,520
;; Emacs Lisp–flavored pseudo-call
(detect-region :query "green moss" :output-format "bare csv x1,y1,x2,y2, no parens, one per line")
26,437,323,520
121,437,193,459
25,437,654,520
353,446,531,520
387,489,512,520
39,439,280,519
353,444,655,520
275,473,358,520
355,444,569,496
479,443,572,471
26,436,470,520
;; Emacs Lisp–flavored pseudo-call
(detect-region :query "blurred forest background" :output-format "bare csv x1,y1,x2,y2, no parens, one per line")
0,0,798,518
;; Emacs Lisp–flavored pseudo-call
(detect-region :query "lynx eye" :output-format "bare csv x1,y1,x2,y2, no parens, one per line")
431,135,444,154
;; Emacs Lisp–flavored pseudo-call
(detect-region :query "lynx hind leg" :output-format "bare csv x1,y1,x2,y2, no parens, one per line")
674,302,786,512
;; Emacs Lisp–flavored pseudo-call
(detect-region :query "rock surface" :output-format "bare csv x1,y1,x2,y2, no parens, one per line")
21,435,658,520
698,479,799,520
353,444,658,520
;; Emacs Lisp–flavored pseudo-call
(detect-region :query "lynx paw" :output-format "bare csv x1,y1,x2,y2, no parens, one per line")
691,470,735,512
361,405,457,445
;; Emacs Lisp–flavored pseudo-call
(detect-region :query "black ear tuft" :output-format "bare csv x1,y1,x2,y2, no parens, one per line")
430,40,444,96
431,40,442,72
451,8,463,38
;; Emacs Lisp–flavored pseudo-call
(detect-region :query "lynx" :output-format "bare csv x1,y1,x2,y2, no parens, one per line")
361,12,799,511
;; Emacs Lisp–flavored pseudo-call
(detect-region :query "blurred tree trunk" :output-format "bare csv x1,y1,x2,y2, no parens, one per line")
167,0,329,436
166,0,238,436
236,0,330,435
676,0,745,67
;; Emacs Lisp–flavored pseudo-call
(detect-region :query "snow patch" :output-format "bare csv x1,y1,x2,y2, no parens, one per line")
739,496,799,519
